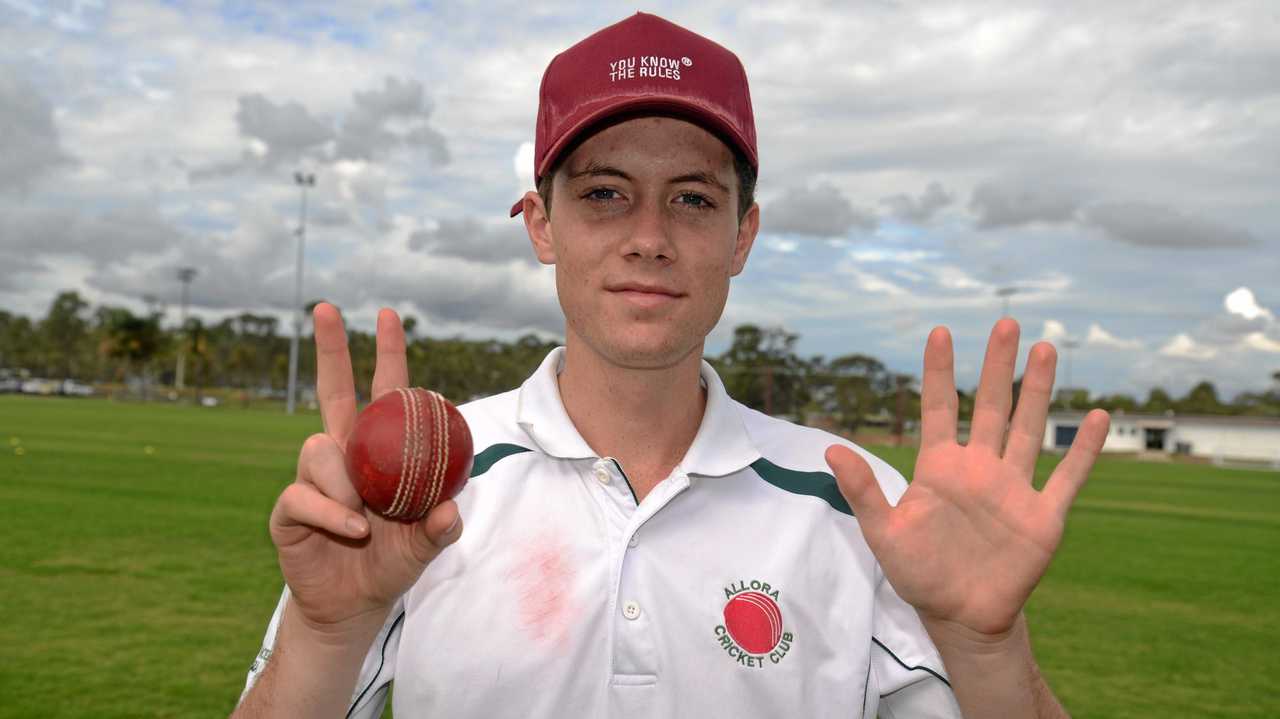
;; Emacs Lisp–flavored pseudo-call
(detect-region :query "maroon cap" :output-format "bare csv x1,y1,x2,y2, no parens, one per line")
510,12,757,217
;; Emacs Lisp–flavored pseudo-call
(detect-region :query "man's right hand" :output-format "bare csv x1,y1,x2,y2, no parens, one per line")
269,302,463,634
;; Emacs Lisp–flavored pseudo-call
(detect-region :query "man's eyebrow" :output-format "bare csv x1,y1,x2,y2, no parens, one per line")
565,162,729,193
669,171,729,193
566,161,631,181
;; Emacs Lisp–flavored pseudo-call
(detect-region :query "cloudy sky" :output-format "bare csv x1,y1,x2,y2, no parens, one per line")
2,0,1278,399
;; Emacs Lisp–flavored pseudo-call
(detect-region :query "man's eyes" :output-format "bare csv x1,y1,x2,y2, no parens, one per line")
676,192,715,210
579,188,716,210
584,188,620,202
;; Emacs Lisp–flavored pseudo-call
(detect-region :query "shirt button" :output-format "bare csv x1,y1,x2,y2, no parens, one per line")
622,601,641,620
627,534,639,548
593,466,611,484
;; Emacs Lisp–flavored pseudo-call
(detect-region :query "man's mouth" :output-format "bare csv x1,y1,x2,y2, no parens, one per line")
607,282,684,307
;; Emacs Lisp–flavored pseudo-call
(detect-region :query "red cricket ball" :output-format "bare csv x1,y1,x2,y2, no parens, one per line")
345,387,474,522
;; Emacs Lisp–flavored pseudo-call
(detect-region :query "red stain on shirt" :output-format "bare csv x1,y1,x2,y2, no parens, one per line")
506,533,577,647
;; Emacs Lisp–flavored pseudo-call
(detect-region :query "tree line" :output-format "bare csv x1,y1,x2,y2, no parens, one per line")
0,291,562,408
2,291,1278,430
711,325,1280,425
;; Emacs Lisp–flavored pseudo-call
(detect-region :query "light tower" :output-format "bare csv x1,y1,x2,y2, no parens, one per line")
1061,338,1081,406
286,171,316,415
996,286,1019,317
175,267,197,391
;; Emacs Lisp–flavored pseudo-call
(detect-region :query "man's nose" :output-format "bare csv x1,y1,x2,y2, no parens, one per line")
621,198,676,263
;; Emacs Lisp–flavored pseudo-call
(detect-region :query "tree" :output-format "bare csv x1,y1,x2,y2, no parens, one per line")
1094,393,1139,413
1052,388,1089,411
0,311,38,371
226,313,284,391
184,318,211,397
1142,387,1174,414
1179,380,1225,415
1230,390,1280,417
888,373,919,445
99,307,164,396
824,353,889,435
39,291,91,379
714,324,808,416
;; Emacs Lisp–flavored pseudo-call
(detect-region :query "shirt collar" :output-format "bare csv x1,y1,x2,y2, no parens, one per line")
515,347,760,477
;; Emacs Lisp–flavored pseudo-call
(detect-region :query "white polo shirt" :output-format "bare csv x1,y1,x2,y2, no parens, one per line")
244,348,962,718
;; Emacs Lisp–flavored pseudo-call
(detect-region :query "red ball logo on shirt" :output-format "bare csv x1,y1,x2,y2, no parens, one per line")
723,590,784,654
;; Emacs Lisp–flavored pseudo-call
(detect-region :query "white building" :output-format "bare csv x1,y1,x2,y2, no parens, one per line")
1044,411,1280,465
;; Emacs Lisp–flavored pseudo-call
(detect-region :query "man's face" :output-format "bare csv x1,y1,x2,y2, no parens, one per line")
523,116,759,370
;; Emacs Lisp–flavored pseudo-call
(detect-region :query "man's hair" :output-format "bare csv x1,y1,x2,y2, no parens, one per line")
537,147,758,223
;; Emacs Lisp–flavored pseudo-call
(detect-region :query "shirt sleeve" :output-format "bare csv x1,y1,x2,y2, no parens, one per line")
868,574,963,718
238,586,406,719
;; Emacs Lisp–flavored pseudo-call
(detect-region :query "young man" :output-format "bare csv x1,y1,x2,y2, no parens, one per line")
234,13,1109,718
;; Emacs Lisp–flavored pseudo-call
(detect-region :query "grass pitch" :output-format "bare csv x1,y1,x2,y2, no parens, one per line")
1,396,1276,718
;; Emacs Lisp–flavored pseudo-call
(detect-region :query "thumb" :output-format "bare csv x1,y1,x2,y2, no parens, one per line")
825,445,891,529
408,500,464,564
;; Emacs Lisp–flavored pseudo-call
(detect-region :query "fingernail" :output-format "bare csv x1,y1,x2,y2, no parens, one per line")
346,515,369,536
444,514,461,536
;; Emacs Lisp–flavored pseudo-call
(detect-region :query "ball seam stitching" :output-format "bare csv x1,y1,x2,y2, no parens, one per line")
424,390,447,513
387,387,413,518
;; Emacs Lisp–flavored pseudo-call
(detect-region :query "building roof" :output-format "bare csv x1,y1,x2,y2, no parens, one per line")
1048,411,1280,428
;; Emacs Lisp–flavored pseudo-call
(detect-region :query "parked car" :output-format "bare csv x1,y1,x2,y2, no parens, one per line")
61,379,95,397
21,379,60,395
0,368,24,393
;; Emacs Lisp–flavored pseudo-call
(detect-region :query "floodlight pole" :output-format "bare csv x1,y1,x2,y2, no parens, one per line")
996,286,1018,317
175,267,197,391
286,171,316,415
1062,339,1080,398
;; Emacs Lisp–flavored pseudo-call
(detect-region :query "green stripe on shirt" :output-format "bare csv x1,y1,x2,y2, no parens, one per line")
749,457,853,516
470,443,533,478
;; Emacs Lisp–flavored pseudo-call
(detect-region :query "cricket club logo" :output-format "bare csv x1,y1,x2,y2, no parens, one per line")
713,579,794,668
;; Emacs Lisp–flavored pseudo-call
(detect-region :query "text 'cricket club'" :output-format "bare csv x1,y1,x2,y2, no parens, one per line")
714,579,794,668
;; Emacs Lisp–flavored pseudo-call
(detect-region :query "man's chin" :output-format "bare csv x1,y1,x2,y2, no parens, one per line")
597,336,703,371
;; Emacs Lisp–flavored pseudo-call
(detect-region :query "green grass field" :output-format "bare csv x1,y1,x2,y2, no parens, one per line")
1,395,1277,718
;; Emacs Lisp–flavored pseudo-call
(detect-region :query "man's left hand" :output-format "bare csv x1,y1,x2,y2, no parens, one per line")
826,319,1109,638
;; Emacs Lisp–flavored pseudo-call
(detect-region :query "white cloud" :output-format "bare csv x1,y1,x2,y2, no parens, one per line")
1243,332,1280,353
1158,333,1218,361
765,238,799,253
1224,286,1273,322
1086,323,1143,350
1027,272,1073,295
930,265,988,291
514,140,535,196
848,248,940,263
1040,319,1071,343
834,262,907,296
331,159,389,210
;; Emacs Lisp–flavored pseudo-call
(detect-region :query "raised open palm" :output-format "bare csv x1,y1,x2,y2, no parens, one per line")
269,303,462,630
827,319,1109,637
